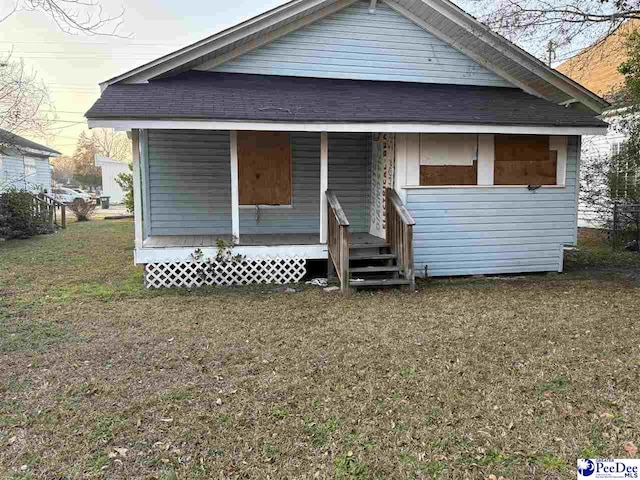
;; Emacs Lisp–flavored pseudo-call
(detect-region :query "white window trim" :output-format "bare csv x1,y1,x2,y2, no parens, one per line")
550,135,568,187
477,134,494,186
402,133,570,188
402,184,567,190
239,204,293,209
24,157,37,177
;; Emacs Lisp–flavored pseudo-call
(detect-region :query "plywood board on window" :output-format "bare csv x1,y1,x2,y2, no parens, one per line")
494,135,556,185
420,161,477,186
420,134,477,166
238,131,292,205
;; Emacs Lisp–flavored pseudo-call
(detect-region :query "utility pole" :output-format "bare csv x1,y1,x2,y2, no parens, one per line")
546,40,557,66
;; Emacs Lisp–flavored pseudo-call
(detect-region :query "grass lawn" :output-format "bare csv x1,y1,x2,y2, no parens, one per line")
1,220,639,479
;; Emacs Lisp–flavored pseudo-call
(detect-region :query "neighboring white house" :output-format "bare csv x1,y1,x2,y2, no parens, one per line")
576,112,628,227
95,155,129,203
0,129,60,193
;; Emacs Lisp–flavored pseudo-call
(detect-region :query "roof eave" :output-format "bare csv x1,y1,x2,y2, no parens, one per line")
87,117,608,135
422,0,609,113
99,0,344,91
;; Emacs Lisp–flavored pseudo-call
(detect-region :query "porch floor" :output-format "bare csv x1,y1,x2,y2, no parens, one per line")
142,232,385,248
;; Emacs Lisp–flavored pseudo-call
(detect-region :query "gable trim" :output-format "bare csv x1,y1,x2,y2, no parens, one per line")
198,1,511,87
192,0,359,74
398,0,607,113
383,0,534,95
100,0,355,90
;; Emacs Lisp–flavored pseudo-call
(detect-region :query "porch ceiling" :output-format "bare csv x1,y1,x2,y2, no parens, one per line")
86,72,606,129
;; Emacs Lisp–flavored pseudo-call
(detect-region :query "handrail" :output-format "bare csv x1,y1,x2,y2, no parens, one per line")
38,193,66,209
35,192,66,229
385,188,415,289
326,189,351,294
387,189,416,226
326,190,350,226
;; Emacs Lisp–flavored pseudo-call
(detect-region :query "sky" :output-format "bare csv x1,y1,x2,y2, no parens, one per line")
1,0,288,155
2,0,589,157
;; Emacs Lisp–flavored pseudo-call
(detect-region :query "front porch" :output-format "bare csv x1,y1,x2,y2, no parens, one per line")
134,130,396,261
143,232,385,249
132,128,412,291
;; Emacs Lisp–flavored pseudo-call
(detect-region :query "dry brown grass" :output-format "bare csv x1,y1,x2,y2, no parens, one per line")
1,220,639,479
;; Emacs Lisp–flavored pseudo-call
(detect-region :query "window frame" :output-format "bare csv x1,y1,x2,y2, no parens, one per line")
24,157,37,178
418,133,479,187
237,131,293,207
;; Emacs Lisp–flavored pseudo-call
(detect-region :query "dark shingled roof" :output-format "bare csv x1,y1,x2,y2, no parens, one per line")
0,129,60,156
86,71,607,128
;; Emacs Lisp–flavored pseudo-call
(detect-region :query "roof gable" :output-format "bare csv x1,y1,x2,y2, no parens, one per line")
200,2,512,87
98,0,608,114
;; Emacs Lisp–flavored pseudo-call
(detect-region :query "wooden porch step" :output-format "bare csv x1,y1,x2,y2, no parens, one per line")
349,278,410,287
350,253,396,261
350,266,400,274
350,242,390,250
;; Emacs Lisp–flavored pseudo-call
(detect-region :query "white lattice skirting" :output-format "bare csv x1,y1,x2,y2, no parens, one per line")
144,257,307,289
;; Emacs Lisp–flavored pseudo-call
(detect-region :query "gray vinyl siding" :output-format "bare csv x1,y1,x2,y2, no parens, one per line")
328,133,370,233
0,153,51,192
210,2,512,88
0,155,25,189
147,130,232,236
28,157,52,193
147,131,371,236
408,136,580,277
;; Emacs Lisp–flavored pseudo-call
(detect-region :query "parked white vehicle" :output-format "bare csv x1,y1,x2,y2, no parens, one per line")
52,187,92,204
69,188,97,202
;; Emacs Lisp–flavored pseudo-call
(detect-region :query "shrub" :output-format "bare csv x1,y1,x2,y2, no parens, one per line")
69,198,96,222
0,189,42,240
115,166,134,213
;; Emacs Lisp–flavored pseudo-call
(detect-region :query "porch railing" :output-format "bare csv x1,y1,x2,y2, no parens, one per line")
385,188,416,289
34,193,66,229
326,189,351,294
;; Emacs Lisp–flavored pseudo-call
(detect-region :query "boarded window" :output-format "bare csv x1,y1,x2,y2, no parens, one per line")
420,163,478,186
238,131,292,205
494,135,556,185
419,134,478,186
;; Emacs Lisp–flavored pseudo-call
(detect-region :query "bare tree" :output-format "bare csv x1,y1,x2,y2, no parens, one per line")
460,0,640,61
91,128,131,162
0,57,52,141
0,0,126,165
51,155,75,185
1,0,125,36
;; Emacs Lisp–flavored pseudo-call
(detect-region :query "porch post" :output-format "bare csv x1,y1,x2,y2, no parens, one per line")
320,132,328,244
230,130,240,243
139,129,151,240
131,129,143,251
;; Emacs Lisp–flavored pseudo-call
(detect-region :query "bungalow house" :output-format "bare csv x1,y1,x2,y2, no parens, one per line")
0,129,60,194
85,0,609,292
